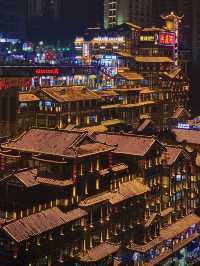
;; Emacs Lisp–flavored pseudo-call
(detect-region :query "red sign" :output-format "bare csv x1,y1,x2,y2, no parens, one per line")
159,32,176,46
35,68,59,76
0,78,31,91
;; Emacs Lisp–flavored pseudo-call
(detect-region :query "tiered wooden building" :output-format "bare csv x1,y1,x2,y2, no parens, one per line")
0,129,199,265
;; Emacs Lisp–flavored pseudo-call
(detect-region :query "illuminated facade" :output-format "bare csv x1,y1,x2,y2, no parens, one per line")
0,129,199,265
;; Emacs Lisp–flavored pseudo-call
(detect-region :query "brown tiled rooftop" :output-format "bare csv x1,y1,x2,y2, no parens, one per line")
109,180,149,204
172,107,191,119
36,177,73,187
19,93,40,102
79,125,108,134
172,128,200,145
79,242,119,262
134,56,174,63
117,71,144,81
161,145,190,166
41,86,100,102
2,128,113,158
96,133,162,157
144,233,198,266
163,67,182,79
129,213,200,253
79,180,149,207
95,90,119,97
137,119,152,133
0,169,39,188
3,207,87,243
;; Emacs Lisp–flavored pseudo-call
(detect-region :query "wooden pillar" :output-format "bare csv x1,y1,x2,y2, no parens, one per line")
100,206,103,224
85,181,88,195
89,235,93,248
100,231,103,243
83,239,86,252
90,209,93,228
106,228,109,240
106,204,110,221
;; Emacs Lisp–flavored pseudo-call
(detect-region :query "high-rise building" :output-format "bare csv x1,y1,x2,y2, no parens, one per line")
0,0,26,39
26,0,62,40
104,0,152,29
27,0,62,21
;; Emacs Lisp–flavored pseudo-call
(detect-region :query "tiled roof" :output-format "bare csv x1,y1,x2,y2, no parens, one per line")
144,233,198,266
137,119,152,132
3,128,113,158
15,169,38,187
172,107,191,119
79,242,119,262
160,207,174,217
117,71,144,81
109,180,149,205
161,146,184,165
129,213,200,253
101,119,125,127
79,180,149,207
163,67,182,79
0,169,39,188
36,177,73,187
134,56,174,63
76,142,114,157
142,27,163,31
140,88,155,94
99,163,128,176
3,207,87,243
96,133,160,157
1,168,74,188
172,128,200,145
19,93,40,102
95,90,119,97
79,125,108,134
41,86,100,102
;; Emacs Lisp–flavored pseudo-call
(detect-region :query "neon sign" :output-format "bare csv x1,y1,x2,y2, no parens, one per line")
159,33,176,46
0,78,31,91
140,35,155,42
35,68,59,76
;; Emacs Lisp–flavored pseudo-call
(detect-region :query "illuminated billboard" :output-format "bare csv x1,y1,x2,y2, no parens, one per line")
159,32,176,46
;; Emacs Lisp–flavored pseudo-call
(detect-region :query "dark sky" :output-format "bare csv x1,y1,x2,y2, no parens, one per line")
28,0,103,42
63,0,103,38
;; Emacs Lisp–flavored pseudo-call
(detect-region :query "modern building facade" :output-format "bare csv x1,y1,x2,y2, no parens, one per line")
104,0,152,29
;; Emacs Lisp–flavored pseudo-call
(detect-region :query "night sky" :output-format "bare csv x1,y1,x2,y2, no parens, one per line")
29,0,103,42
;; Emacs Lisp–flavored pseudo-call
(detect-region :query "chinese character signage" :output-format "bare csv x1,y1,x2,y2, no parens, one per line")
140,35,155,42
0,78,31,91
35,68,60,76
159,32,176,46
